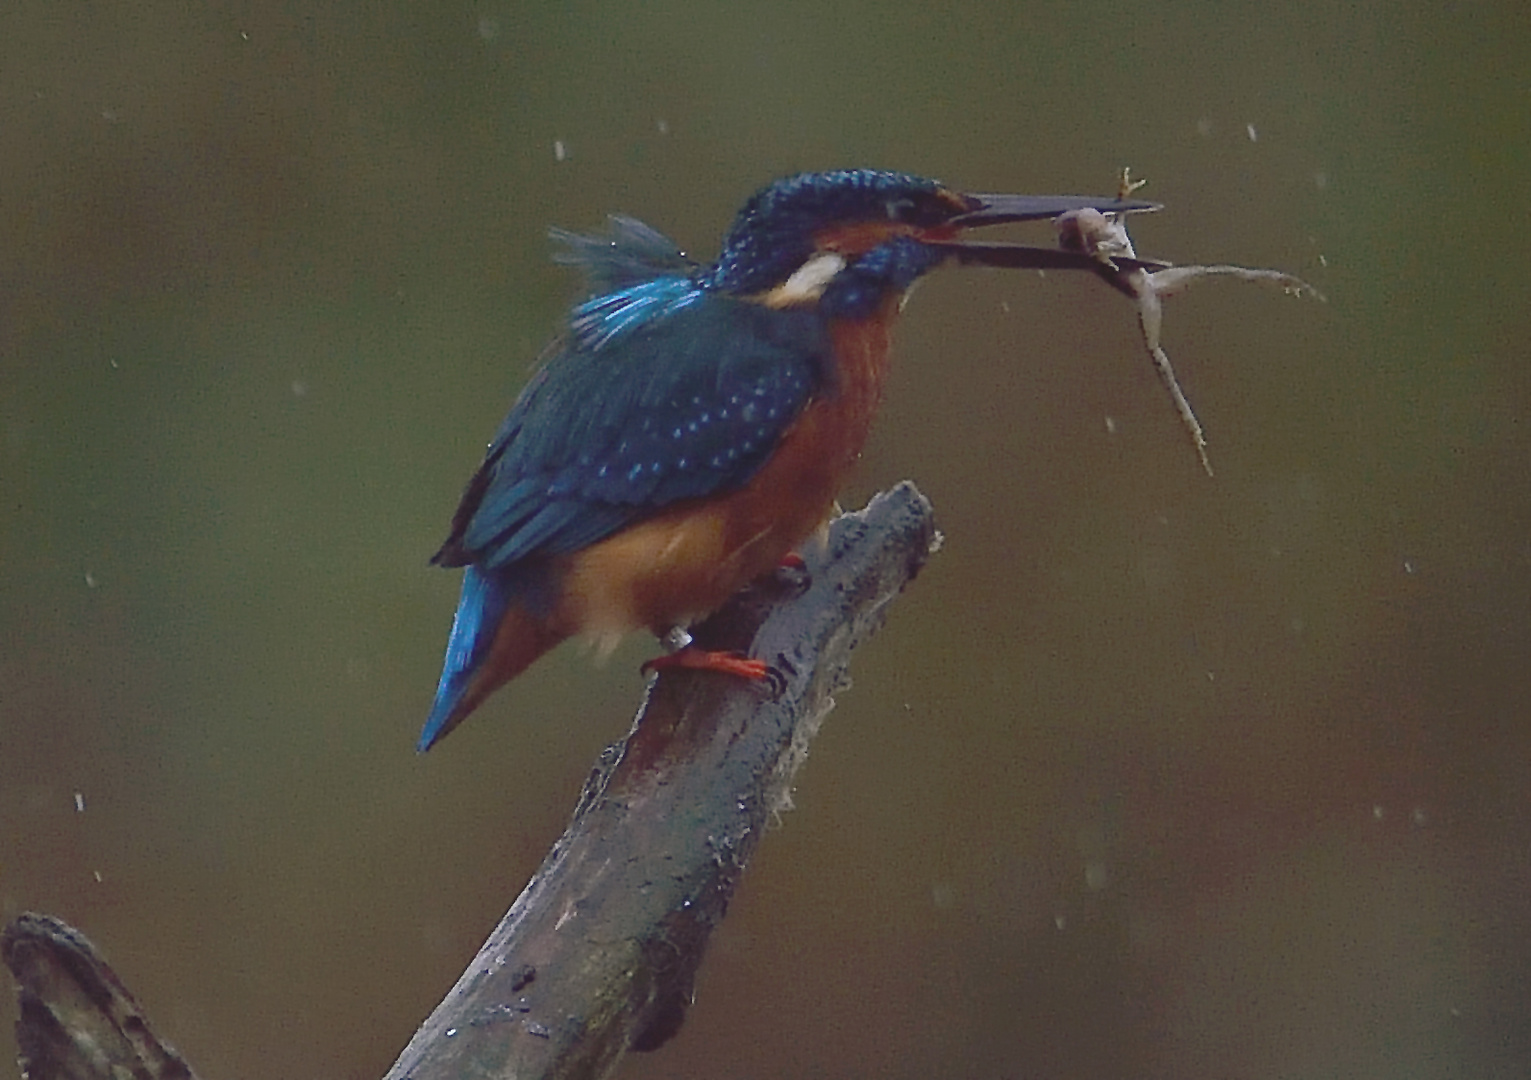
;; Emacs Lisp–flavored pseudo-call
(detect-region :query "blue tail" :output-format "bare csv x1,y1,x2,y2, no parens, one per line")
418,566,512,752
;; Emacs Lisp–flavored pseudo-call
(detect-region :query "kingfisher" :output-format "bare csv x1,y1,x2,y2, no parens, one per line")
418,168,1156,751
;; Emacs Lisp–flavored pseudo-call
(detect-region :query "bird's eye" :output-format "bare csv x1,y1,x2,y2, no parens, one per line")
884,197,915,220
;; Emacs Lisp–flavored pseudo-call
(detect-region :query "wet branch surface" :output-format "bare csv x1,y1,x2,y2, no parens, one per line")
3,482,941,1080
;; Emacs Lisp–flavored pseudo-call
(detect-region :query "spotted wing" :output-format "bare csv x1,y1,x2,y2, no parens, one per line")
433,291,829,570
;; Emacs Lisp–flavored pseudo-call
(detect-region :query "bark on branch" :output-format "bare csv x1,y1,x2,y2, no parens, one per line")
1,913,200,1080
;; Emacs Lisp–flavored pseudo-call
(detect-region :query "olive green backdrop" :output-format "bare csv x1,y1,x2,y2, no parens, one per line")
3,2,1528,1077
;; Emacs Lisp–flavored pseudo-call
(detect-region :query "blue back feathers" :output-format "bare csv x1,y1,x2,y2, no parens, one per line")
568,278,705,350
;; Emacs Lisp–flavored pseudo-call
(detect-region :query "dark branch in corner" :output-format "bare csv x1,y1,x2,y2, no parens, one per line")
1,913,200,1080
3,482,940,1080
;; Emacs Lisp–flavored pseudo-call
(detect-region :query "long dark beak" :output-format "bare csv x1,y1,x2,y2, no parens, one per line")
948,192,1159,227
933,191,1166,274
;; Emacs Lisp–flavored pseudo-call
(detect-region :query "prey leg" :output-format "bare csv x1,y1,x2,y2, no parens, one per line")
1056,167,1323,476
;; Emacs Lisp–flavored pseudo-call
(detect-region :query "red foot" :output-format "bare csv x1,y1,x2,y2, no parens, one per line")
778,552,807,571
642,647,771,681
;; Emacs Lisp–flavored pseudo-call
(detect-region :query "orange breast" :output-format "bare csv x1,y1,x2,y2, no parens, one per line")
555,303,900,641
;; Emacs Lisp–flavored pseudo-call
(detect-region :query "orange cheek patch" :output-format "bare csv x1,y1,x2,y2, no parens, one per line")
813,222,960,256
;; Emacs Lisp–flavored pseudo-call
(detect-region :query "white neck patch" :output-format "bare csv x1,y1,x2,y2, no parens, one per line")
762,251,847,307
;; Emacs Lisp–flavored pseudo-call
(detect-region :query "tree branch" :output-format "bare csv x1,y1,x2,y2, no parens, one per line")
383,481,939,1080
1,913,200,1080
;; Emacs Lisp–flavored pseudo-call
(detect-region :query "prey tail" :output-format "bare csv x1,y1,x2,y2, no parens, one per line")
418,566,564,752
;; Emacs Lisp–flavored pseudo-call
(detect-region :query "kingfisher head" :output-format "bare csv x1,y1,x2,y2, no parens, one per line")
702,169,1157,318
555,170,1159,344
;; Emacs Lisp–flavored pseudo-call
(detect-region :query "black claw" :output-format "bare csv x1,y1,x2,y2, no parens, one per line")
762,662,789,699
770,561,812,596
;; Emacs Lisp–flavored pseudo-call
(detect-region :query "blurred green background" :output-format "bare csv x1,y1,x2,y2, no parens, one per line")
3,2,1528,1077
